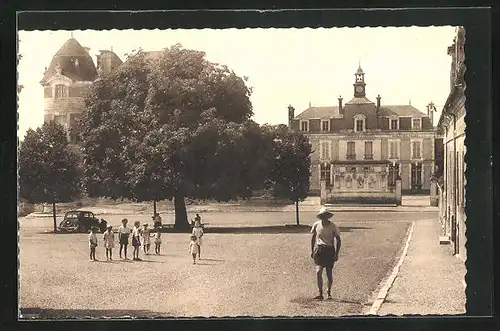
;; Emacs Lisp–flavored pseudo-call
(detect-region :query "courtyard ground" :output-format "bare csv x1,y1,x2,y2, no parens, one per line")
19,211,416,318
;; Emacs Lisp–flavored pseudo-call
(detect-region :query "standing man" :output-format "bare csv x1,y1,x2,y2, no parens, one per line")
310,206,341,300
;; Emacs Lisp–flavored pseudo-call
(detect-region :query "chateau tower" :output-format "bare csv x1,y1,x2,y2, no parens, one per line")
40,37,122,142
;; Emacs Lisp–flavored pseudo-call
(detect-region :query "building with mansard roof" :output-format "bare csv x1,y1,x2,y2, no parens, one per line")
288,65,438,205
40,37,163,142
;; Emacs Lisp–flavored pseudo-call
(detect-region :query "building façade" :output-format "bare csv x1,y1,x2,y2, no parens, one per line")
288,65,437,204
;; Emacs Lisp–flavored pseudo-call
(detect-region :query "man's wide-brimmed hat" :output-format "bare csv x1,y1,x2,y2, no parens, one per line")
317,206,333,219
106,225,112,229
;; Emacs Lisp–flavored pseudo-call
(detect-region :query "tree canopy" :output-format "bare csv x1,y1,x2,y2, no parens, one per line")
19,121,81,230
79,44,272,230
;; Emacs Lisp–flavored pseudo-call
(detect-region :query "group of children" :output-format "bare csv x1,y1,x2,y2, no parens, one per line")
88,218,162,262
88,215,204,263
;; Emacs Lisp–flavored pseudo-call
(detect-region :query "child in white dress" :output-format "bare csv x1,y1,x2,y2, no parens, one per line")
102,225,115,261
189,235,199,264
192,223,204,259
141,223,152,255
154,228,162,255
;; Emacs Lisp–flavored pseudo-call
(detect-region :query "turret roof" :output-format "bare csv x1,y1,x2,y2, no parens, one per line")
40,38,98,84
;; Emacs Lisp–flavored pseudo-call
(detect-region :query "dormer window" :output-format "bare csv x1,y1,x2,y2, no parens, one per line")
321,120,330,132
389,116,399,130
55,84,67,98
412,117,422,130
353,114,366,132
300,120,309,132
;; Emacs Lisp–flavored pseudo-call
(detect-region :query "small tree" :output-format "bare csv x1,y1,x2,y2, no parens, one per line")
19,122,81,232
266,128,312,225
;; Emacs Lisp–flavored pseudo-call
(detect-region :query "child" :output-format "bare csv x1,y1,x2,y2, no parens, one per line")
141,223,151,255
131,221,142,261
154,228,162,255
117,218,131,260
103,225,115,261
189,235,199,264
192,221,204,259
89,226,98,262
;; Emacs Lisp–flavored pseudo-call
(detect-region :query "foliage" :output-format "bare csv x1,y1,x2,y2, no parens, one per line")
19,122,81,230
265,126,312,203
80,44,264,230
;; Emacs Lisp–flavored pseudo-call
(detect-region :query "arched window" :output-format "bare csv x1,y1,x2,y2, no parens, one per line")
55,84,67,98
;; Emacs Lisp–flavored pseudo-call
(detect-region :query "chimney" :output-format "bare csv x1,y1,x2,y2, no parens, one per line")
338,96,343,115
288,105,295,128
84,47,91,54
376,95,381,130
427,102,435,127
309,101,312,108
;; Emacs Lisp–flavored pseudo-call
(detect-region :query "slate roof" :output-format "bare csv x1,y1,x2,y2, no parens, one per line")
40,38,98,84
378,105,428,117
295,103,427,120
345,97,374,105
97,50,123,70
294,106,340,119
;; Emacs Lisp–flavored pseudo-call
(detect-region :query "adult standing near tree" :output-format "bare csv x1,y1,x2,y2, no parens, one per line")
310,206,341,300
192,221,204,260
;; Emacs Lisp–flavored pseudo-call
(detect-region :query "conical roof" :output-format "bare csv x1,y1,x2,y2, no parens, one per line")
40,38,98,84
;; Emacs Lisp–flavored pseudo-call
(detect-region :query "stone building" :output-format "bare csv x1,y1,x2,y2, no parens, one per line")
288,65,436,204
40,37,123,142
436,27,466,261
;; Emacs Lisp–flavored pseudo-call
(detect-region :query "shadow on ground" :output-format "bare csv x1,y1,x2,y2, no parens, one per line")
20,307,172,319
39,225,371,235
199,225,371,234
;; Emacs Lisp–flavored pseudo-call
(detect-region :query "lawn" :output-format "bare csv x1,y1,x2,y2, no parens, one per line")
19,213,411,318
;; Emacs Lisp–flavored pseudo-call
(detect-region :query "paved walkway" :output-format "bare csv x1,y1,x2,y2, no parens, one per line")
377,218,466,315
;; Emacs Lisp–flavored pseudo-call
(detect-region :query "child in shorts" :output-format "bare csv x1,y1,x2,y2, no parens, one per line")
118,218,131,260
141,223,152,255
189,235,199,264
154,228,162,255
89,226,98,262
132,221,142,261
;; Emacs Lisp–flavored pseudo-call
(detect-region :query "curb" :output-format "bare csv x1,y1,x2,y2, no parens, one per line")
364,221,415,315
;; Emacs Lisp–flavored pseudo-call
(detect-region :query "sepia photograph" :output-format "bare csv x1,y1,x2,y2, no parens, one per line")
17,26,467,319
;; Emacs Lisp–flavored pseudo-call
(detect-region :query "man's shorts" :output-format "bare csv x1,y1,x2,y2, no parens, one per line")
313,245,336,268
119,235,129,245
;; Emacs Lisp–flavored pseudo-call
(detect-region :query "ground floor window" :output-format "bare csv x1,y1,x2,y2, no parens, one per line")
411,163,423,190
388,163,400,188
320,164,331,186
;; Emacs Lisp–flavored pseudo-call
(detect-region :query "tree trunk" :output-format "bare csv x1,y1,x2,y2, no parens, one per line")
173,195,190,232
153,199,157,217
52,201,57,233
295,200,300,226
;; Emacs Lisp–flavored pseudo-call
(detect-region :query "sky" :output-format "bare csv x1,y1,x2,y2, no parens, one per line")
17,27,457,140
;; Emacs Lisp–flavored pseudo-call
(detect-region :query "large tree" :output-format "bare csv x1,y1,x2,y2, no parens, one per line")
80,44,272,231
19,121,81,232
265,125,312,225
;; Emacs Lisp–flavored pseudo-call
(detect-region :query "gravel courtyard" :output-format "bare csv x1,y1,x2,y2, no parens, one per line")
19,212,412,318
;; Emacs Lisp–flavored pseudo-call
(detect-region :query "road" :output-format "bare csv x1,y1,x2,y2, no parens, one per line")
19,210,436,318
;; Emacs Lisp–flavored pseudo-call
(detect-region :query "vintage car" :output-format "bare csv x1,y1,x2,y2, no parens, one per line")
58,210,107,233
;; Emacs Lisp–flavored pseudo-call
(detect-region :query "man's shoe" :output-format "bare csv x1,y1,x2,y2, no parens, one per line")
314,295,324,300
326,293,333,300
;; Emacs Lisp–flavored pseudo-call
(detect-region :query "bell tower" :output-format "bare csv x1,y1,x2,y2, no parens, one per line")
353,64,366,98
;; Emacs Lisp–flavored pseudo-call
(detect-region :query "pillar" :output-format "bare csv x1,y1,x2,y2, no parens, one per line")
320,179,327,205
395,179,402,206
430,178,438,206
